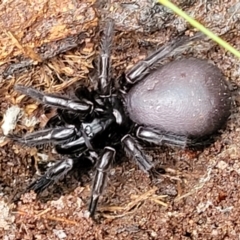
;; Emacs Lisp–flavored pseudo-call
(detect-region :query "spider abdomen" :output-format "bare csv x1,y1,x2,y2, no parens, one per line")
126,58,232,139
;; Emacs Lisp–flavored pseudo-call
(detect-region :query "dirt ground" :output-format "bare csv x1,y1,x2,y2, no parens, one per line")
1,0,240,239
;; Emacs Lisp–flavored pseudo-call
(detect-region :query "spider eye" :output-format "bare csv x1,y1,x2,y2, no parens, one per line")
85,125,92,135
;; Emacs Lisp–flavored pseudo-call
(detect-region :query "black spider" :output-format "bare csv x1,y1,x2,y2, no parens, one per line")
9,19,232,217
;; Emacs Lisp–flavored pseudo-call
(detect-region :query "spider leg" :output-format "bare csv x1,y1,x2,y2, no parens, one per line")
9,126,78,146
136,126,188,147
56,117,115,154
136,126,214,148
97,18,114,97
14,85,93,114
56,135,87,154
125,33,204,85
121,134,153,173
89,147,115,217
27,158,74,193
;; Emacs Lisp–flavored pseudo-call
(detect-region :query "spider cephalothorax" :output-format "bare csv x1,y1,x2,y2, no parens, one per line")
9,19,232,217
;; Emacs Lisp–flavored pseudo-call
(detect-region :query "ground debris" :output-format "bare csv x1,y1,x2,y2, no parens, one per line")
0,0,98,78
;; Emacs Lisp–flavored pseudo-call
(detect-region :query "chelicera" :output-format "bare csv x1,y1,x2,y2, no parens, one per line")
10,19,232,217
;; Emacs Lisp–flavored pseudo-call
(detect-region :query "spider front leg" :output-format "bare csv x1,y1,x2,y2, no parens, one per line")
89,147,115,217
9,126,78,146
27,158,75,193
14,85,93,115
